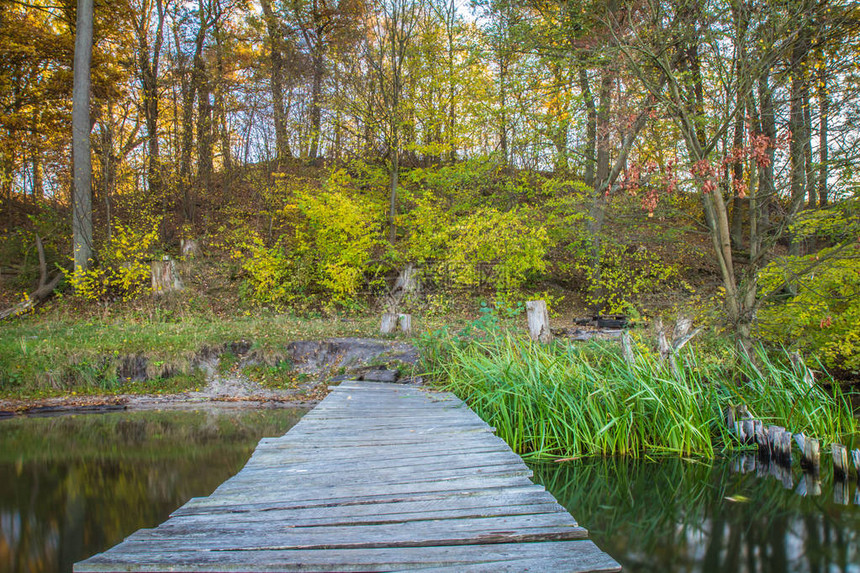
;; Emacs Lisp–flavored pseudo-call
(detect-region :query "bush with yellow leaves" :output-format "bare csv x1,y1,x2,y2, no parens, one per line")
68,218,160,301
239,169,384,308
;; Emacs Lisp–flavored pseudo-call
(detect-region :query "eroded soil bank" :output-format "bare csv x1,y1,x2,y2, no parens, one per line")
0,337,421,416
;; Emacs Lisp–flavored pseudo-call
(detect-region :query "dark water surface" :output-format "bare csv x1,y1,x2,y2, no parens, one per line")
0,408,306,573
3,410,858,573
532,457,860,573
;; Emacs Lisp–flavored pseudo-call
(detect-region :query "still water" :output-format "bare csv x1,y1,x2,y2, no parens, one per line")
532,457,860,573
2,410,858,573
0,408,305,573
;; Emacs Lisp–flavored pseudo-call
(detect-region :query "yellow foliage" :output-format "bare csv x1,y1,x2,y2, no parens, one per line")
239,169,383,307
68,218,160,301
448,207,549,293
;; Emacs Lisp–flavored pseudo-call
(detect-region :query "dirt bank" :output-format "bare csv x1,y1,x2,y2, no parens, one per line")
0,337,422,417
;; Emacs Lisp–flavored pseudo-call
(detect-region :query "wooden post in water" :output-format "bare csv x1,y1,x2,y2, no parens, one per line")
754,421,768,458
851,449,860,477
800,436,820,471
526,300,553,344
767,426,785,464
780,430,793,467
734,421,746,444
832,444,849,481
793,433,805,452
804,472,822,497
724,406,735,433
742,420,756,445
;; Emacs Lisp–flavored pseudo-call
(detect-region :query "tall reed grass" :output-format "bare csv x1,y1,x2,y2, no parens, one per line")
419,329,858,459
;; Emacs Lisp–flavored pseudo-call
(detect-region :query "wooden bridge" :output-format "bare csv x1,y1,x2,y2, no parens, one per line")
75,381,621,572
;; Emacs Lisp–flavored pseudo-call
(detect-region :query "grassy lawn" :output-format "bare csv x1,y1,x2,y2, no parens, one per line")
0,305,420,398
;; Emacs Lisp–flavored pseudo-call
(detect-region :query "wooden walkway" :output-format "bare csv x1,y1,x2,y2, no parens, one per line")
75,381,621,572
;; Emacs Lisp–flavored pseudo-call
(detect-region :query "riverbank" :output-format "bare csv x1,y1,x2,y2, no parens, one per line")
0,328,423,415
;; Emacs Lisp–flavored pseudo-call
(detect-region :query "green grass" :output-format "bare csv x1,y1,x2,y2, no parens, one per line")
0,312,384,398
419,329,858,459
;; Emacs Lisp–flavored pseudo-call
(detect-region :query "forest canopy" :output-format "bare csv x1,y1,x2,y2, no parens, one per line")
2,0,860,369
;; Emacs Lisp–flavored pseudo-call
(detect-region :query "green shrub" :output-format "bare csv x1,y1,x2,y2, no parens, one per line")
568,239,684,314
757,249,860,372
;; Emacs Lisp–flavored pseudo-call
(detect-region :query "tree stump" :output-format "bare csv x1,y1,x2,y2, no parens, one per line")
398,313,412,335
525,300,552,344
380,312,398,334
620,331,635,366
181,239,200,258
151,256,183,295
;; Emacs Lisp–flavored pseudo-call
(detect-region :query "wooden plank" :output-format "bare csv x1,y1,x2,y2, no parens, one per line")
247,443,514,462
125,514,587,549
74,381,621,573
171,484,555,517
240,455,529,472
163,502,567,529
232,455,530,476
200,476,540,504
76,540,620,572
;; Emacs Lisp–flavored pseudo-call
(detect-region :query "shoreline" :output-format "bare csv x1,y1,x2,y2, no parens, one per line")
0,391,322,418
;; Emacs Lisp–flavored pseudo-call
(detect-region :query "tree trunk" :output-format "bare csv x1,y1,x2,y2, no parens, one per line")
498,57,508,166
308,52,324,160
585,71,613,308
389,140,399,243
179,7,208,223
578,65,596,187
137,0,165,198
197,71,213,202
260,0,291,165
98,113,113,236
72,0,94,273
817,56,828,206
803,89,816,208
789,7,810,217
213,12,232,194
757,72,775,231
730,92,745,249
526,300,553,344
31,155,43,199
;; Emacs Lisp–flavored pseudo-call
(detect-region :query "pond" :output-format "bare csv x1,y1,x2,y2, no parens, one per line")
531,456,860,573
0,408,306,573
2,409,858,573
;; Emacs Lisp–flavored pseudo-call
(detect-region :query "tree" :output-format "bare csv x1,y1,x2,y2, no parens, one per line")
260,0,294,164
131,0,169,200
72,0,94,273
366,0,422,243
608,0,860,350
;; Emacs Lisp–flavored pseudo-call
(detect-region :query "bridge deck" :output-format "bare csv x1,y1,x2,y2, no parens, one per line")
75,381,621,572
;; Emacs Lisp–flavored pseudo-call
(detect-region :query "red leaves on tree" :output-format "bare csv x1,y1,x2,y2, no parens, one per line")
621,158,678,216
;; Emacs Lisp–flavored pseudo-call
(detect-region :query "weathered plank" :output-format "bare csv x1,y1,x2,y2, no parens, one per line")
75,540,620,572
75,381,621,572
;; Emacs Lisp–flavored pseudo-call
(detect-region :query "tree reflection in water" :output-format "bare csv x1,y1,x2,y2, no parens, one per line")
0,408,305,573
532,456,860,573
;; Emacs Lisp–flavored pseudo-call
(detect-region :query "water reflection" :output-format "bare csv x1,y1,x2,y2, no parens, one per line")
532,456,860,573
0,408,305,573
